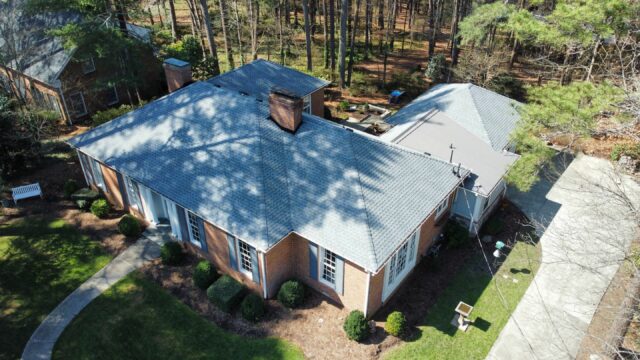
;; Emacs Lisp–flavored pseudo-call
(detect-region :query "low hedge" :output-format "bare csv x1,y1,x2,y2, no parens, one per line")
277,280,305,308
343,310,369,342
206,275,245,313
241,293,265,322
118,214,141,237
385,311,407,337
193,261,218,290
90,199,110,218
160,241,185,265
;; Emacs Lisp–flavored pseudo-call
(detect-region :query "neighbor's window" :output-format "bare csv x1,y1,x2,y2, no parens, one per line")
187,211,202,246
237,240,253,274
320,248,337,286
303,94,312,114
67,92,87,117
435,197,449,218
105,85,119,105
81,57,96,74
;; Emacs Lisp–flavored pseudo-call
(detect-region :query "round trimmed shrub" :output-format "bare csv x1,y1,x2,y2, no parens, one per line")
193,261,218,289
241,293,265,322
161,241,185,265
118,214,141,237
63,179,79,199
90,199,109,218
385,311,407,337
277,280,305,308
343,310,369,342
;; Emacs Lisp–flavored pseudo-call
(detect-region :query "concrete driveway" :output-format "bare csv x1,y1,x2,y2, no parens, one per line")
488,154,640,360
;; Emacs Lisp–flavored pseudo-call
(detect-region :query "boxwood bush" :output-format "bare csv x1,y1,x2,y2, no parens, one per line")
76,199,89,211
277,280,305,308
90,199,110,218
343,310,369,342
63,179,79,199
240,293,265,322
444,221,470,248
118,214,141,237
193,260,218,290
206,275,245,312
160,241,185,265
385,311,407,337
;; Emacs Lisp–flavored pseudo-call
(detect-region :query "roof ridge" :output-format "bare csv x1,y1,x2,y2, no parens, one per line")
345,131,378,270
464,84,496,149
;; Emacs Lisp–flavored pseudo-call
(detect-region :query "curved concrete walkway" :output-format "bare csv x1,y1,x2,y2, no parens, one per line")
488,154,640,360
22,229,168,360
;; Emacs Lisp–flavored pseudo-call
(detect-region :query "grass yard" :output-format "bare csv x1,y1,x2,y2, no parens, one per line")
0,218,111,360
53,273,304,360
385,239,541,360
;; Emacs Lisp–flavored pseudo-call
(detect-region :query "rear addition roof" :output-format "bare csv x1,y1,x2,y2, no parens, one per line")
386,83,522,151
68,82,467,272
207,59,330,99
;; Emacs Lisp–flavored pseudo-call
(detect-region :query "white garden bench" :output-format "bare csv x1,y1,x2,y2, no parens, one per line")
12,183,43,205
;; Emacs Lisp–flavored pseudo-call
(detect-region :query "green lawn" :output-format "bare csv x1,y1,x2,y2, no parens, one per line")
53,273,304,360
0,218,111,360
385,240,541,360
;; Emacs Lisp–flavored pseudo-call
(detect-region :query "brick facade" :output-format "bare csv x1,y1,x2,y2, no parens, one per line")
310,88,325,117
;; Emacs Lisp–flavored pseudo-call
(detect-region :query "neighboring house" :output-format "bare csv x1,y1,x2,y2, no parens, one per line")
207,58,329,117
67,61,469,317
0,1,162,123
382,83,521,234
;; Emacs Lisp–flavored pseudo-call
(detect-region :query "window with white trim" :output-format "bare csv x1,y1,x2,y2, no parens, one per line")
125,177,141,210
237,240,253,275
320,247,337,287
382,231,420,301
303,94,312,114
105,85,119,105
435,197,449,218
90,159,106,192
67,92,87,117
187,211,202,247
81,57,96,74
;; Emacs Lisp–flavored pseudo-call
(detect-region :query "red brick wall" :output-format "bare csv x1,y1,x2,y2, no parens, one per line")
311,88,325,117
100,164,124,210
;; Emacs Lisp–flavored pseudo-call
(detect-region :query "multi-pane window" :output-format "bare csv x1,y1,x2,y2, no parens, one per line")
385,231,419,290
67,92,87,116
81,57,96,74
435,197,449,218
89,158,106,192
125,177,142,210
303,95,312,114
187,211,202,246
395,242,409,275
387,256,396,286
105,85,119,105
238,240,253,274
320,248,337,286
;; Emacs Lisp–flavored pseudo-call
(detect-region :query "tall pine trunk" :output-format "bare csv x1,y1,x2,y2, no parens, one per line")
233,0,246,65
449,0,460,66
198,0,221,75
364,0,371,57
219,0,235,69
338,0,348,87
303,0,313,70
247,0,258,60
347,0,360,85
427,0,435,58
329,0,336,74
377,0,384,29
168,0,178,40
323,0,330,67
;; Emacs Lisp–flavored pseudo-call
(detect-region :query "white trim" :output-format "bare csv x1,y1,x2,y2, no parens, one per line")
81,57,96,74
382,230,419,302
303,94,312,114
435,196,449,219
259,251,268,299
236,239,254,277
76,150,90,186
67,91,88,117
363,272,371,317
318,247,337,289
185,210,203,248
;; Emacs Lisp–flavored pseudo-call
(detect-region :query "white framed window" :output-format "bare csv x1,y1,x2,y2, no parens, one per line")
81,57,96,74
105,85,119,105
67,92,87,117
382,231,420,301
435,197,449,218
187,211,202,247
125,176,141,211
237,240,253,276
319,247,337,287
90,158,106,192
303,94,312,114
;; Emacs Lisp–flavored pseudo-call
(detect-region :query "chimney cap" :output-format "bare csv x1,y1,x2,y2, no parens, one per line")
270,87,300,100
164,58,190,68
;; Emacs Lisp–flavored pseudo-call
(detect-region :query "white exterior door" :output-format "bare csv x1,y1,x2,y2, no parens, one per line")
164,198,182,240
382,230,420,302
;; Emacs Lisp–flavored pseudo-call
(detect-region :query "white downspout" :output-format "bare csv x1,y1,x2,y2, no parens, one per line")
259,252,268,299
363,272,371,317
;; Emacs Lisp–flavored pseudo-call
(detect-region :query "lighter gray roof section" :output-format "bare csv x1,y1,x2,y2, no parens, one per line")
207,59,330,99
69,81,465,271
386,83,521,151
385,110,519,196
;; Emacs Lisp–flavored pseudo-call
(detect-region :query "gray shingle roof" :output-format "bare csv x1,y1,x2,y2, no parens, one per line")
386,83,522,151
207,59,330,99
68,81,466,272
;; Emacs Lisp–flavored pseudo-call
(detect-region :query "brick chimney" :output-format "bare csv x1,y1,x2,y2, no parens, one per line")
269,88,303,133
163,58,192,93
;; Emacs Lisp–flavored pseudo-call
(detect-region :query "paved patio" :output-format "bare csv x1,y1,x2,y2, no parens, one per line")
21,228,169,360
488,154,640,360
